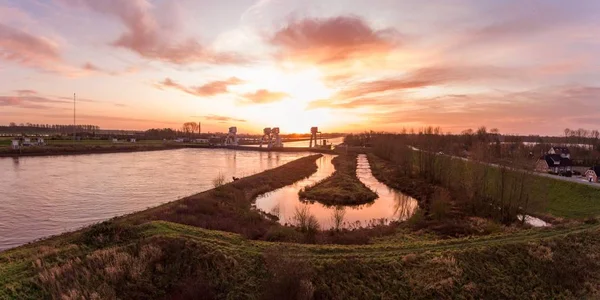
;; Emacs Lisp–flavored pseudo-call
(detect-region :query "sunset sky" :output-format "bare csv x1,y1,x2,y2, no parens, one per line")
1,0,600,134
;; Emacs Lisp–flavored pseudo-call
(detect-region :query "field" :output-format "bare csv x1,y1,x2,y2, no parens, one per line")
4,149,600,299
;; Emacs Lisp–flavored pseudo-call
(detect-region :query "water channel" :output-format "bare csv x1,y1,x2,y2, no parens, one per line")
254,154,419,229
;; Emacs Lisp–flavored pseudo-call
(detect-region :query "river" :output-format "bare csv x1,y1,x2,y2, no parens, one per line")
254,154,418,229
0,149,308,251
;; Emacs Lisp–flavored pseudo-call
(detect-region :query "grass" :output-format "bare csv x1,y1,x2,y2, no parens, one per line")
530,176,600,219
3,220,600,299
6,152,600,298
127,154,324,241
299,154,378,206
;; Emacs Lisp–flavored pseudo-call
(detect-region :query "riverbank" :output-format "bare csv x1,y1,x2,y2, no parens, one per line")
5,154,600,298
0,143,338,158
0,143,190,158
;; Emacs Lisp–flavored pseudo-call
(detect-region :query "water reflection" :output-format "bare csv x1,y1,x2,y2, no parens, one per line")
254,154,419,229
0,149,309,251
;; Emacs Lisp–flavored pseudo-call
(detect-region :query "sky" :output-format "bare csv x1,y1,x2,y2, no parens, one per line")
1,0,600,135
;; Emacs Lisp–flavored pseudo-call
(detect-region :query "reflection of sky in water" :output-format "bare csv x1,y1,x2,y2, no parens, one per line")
255,154,418,229
0,149,307,251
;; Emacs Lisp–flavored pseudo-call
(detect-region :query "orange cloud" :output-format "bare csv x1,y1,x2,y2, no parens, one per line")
241,89,289,104
270,15,399,64
307,97,402,110
156,77,243,97
332,65,510,100
365,86,600,134
63,0,247,65
200,114,247,123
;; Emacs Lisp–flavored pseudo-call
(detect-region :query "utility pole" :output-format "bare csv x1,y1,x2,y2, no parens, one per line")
73,93,76,142
199,122,201,135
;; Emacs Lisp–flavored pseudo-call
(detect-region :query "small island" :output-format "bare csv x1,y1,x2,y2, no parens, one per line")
299,155,378,206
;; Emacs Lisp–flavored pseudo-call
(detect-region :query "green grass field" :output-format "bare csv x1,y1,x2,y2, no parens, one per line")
535,176,600,219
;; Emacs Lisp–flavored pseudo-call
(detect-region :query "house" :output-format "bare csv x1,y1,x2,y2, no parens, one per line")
11,139,20,150
36,138,45,146
548,146,571,159
585,166,600,183
129,138,136,143
536,147,573,175
22,138,32,146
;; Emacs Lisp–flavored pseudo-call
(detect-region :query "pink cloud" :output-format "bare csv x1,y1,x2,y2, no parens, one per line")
270,15,399,64
156,77,244,97
333,65,510,100
62,0,247,64
0,23,63,72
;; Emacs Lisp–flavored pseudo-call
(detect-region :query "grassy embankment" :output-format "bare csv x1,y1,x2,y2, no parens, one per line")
3,219,600,299
5,152,600,298
0,140,194,157
299,154,378,206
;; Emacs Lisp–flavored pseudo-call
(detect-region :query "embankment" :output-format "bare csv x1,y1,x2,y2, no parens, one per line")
0,143,190,157
3,218,600,299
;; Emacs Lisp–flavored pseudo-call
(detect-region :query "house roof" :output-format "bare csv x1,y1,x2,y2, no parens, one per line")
550,146,570,154
589,166,600,175
542,154,572,167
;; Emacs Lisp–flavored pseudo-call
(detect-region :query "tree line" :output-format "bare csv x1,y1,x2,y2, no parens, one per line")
370,129,544,225
2,123,100,134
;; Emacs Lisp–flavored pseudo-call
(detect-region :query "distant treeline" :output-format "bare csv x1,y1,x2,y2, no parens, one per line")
1,123,100,134
345,127,600,166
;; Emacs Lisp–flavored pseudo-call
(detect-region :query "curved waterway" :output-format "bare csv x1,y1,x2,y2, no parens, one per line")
0,149,309,251
254,154,418,229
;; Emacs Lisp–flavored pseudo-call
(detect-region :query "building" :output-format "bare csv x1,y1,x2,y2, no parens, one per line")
585,166,600,183
536,147,573,175
548,146,571,159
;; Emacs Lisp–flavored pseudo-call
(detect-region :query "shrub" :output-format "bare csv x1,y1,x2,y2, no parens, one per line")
262,247,315,300
81,221,138,248
264,226,302,242
431,188,452,221
330,206,346,231
212,172,226,188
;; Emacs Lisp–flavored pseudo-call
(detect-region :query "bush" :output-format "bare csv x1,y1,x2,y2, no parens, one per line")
431,188,451,221
81,221,138,248
262,247,315,300
212,172,226,188
264,226,302,242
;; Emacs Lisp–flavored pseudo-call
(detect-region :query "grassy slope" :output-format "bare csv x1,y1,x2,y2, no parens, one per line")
126,154,322,240
531,176,600,219
3,220,600,299
5,153,600,298
299,155,378,206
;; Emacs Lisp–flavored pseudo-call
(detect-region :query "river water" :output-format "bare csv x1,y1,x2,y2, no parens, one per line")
254,154,418,229
0,149,308,251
